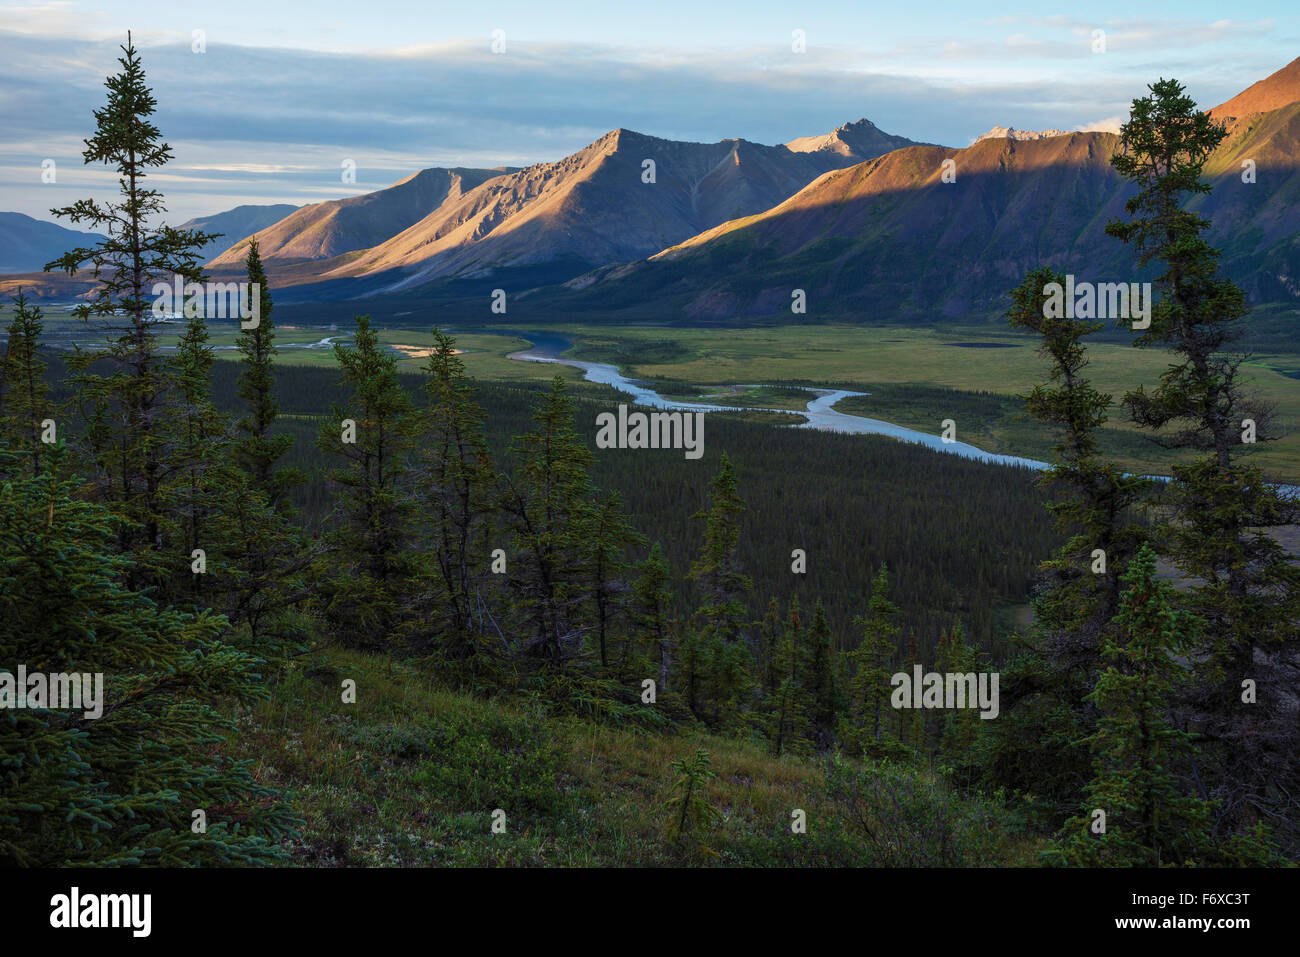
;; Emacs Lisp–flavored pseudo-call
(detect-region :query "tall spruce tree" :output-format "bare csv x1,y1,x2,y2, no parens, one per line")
987,267,1151,823
847,564,904,758
169,312,228,604
584,491,645,668
166,312,308,658
675,625,707,717
687,452,753,726
935,622,982,787
767,598,813,756
804,601,840,749
1107,78,1300,848
628,542,675,688
758,597,784,701
234,238,299,507
900,633,926,751
500,376,596,666
1007,266,1149,662
211,244,311,658
45,33,218,587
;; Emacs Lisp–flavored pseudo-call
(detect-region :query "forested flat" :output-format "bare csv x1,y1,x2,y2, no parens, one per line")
224,360,1062,653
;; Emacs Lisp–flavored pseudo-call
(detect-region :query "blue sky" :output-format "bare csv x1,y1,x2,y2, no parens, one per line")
3,1,1297,222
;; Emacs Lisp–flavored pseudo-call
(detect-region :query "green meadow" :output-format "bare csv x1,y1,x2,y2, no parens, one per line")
21,308,1300,481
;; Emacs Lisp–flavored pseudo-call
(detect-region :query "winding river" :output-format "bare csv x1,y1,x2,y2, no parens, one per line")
494,330,1052,472
487,329,1300,500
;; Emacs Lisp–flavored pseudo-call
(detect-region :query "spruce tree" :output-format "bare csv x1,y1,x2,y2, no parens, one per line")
218,472,313,661
411,329,497,659
935,622,982,786
977,629,1094,827
45,33,218,587
1006,266,1149,662
663,747,720,853
847,564,904,757
169,312,227,604
175,311,310,658
0,447,296,865
767,598,813,756
584,491,645,668
0,291,48,478
1107,78,1300,847
900,633,926,751
758,597,784,701
213,245,311,658
234,238,299,507
500,376,595,666
687,452,753,726
675,626,707,717
1046,544,1213,866
317,314,418,649
990,267,1150,822
627,542,675,688
804,600,840,749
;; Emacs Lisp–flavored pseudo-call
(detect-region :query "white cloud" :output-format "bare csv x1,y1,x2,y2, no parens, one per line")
1076,115,1125,133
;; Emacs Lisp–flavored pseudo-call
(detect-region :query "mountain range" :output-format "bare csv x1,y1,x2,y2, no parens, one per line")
201,118,925,301
5,56,1299,323
545,55,1300,322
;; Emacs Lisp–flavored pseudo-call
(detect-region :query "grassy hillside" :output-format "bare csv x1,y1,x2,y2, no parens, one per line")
234,646,1034,866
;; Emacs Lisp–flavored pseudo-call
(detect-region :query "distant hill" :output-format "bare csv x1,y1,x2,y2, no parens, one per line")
179,204,300,262
1210,55,1300,121
0,212,104,274
542,132,1138,321
209,167,511,268
205,120,927,300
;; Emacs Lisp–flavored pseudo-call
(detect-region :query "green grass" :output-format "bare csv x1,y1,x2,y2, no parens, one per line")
231,646,1034,866
658,383,819,412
